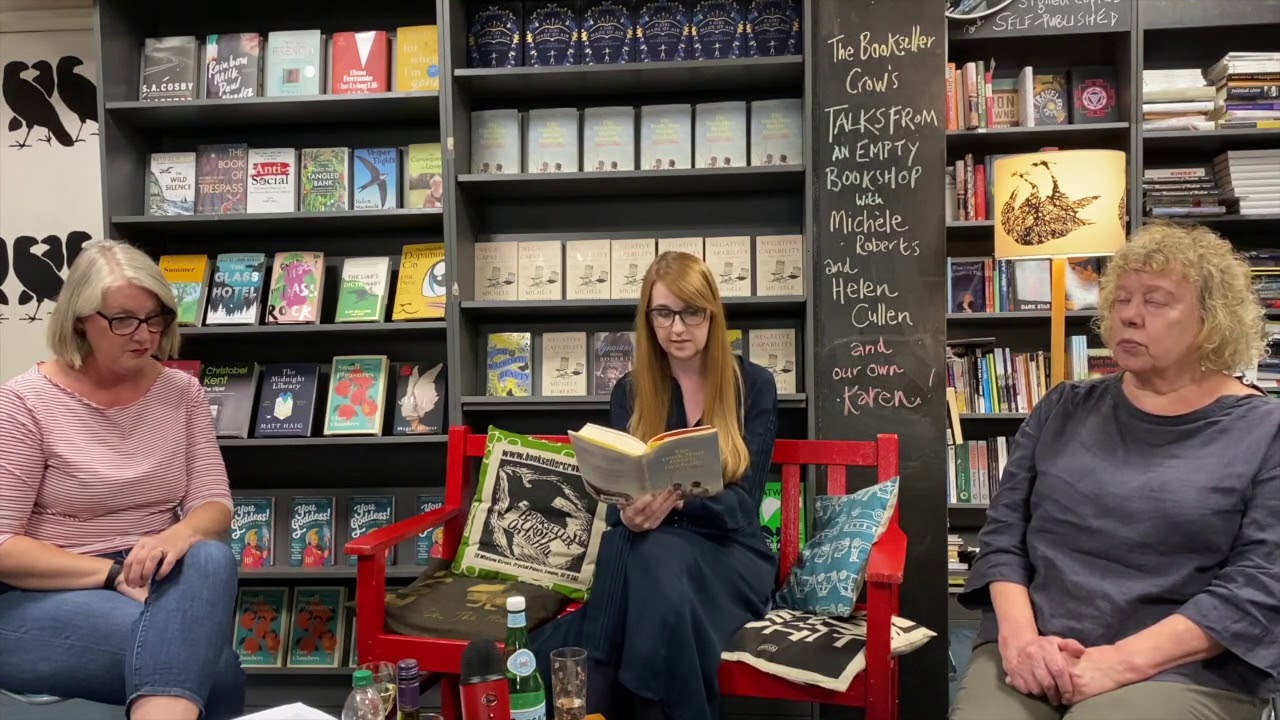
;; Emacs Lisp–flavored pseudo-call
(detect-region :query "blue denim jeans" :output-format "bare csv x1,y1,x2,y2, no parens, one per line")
0,540,246,719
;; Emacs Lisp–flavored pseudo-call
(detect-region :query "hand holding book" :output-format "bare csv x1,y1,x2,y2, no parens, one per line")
568,423,724,505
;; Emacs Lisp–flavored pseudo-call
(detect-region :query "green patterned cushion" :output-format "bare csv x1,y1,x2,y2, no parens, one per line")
451,426,609,600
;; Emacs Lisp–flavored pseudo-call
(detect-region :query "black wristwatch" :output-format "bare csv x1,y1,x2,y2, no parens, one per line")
103,559,124,590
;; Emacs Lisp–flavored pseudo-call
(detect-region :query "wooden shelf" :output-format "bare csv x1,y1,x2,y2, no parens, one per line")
182,322,446,337
946,310,1096,321
104,92,441,128
455,56,803,102
461,393,808,411
110,208,443,238
460,296,805,321
947,122,1130,151
456,165,803,200
218,436,448,447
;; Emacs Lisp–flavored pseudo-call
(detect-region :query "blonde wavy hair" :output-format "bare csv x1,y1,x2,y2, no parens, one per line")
1095,221,1266,374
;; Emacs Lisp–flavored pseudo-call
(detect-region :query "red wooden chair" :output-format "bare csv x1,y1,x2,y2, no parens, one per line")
347,425,906,720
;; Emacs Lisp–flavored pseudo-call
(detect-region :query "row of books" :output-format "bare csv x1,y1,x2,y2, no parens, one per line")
146,144,443,217
471,100,800,174
476,235,802,303
168,357,445,440
947,256,1102,315
1141,53,1280,131
1143,150,1280,218
159,245,444,327
948,436,1009,506
466,0,801,68
140,28,438,101
486,327,798,397
944,62,1119,131
945,338,1111,416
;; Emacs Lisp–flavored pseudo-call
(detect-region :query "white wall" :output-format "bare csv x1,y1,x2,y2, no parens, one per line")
0,20,103,383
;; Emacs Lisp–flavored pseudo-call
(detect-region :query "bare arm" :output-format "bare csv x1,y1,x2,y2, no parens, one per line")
1112,614,1224,684
991,580,1040,646
168,501,232,543
0,536,115,590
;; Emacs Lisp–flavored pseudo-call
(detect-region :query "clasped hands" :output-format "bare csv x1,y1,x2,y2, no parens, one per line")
1001,633,1136,707
619,486,684,532
112,525,197,603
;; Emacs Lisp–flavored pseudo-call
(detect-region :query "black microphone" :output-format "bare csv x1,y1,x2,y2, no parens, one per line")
459,639,511,720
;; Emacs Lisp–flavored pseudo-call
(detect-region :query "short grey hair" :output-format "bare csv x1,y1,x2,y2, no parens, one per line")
46,238,181,368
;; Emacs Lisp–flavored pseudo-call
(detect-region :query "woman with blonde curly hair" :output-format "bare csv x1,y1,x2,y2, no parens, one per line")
951,221,1280,720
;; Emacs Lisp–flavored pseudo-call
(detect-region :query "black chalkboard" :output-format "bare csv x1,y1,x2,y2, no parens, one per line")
953,0,1132,38
810,1,948,717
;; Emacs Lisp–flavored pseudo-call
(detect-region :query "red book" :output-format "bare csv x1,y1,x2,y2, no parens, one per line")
330,31,389,94
162,360,202,378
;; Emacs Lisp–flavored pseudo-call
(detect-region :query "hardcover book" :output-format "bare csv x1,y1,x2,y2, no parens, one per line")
265,29,323,96
640,104,692,170
592,331,635,395
525,108,580,173
749,98,802,166
330,30,389,94
352,147,401,210
525,1,580,66
233,587,289,668
205,252,266,325
517,240,563,301
753,234,803,297
196,144,248,215
1032,71,1069,126
657,236,703,259
486,332,533,396
726,328,744,355
583,106,636,171
140,36,198,101
406,143,445,209
745,0,801,57
474,241,520,301
761,480,806,553
254,363,321,438
1069,65,1120,124
158,254,211,326
323,355,390,436
415,495,446,564
704,235,752,297
392,242,447,320
468,2,523,68
748,328,797,393
231,497,275,568
565,238,611,300
288,496,336,567
392,361,447,435
582,0,634,64
636,1,690,62
610,238,656,299
692,0,745,60
246,148,298,214
287,587,347,668
334,256,391,323
205,33,262,99
695,101,748,169
540,331,588,396
146,152,196,216
346,495,396,565
265,251,324,324
471,110,522,173
200,362,261,438
300,147,350,212
395,25,441,92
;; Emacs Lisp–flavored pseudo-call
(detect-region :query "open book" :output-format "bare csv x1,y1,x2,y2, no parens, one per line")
568,423,724,504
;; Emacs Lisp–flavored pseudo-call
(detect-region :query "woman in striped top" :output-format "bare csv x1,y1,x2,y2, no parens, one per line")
0,240,244,720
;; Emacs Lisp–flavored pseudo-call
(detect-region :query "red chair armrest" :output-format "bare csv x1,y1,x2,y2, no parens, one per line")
865,526,906,585
345,506,460,557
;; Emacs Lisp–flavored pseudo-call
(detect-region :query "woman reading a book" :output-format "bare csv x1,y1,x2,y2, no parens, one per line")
533,251,779,720
0,240,244,720
952,222,1280,720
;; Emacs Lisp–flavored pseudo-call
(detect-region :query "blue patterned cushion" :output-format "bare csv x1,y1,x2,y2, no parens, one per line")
774,477,900,617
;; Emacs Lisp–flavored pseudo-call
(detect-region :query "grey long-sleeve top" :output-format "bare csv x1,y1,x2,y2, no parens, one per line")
958,372,1280,698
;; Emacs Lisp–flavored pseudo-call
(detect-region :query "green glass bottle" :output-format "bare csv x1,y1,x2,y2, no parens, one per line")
504,595,547,720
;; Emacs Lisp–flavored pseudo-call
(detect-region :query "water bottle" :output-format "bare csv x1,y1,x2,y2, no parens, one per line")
504,595,547,720
342,668,385,720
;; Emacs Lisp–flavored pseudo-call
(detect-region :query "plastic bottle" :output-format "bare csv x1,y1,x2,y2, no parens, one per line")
341,668,385,720
504,595,547,720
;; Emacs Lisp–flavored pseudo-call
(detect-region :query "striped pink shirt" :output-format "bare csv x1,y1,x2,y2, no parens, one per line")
0,365,232,555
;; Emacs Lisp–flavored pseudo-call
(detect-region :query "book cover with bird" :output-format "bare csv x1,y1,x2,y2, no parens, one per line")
323,355,389,436
253,363,320,438
300,147,349,212
265,251,324,324
234,587,289,668
146,152,196,216
334,256,390,322
352,147,400,210
391,242,446,320
486,332,532,396
393,361,446,435
345,495,396,565
287,587,347,668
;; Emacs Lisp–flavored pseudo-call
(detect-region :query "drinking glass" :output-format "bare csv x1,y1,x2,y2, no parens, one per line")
551,647,588,720
359,661,397,719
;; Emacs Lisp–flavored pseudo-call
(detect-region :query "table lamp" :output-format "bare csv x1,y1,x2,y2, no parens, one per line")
992,149,1127,387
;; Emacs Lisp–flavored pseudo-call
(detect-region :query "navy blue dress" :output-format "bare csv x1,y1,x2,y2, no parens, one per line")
532,357,779,719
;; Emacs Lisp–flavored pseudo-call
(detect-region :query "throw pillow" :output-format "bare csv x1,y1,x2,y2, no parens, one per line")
452,426,609,600
774,477,899,617
721,607,935,692
383,557,569,643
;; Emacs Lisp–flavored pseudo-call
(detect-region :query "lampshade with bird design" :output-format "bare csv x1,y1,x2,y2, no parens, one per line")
993,149,1128,260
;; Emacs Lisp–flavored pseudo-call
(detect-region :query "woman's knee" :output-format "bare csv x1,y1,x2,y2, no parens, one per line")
178,541,237,584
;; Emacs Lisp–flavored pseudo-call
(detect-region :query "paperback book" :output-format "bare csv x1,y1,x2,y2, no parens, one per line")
568,423,723,504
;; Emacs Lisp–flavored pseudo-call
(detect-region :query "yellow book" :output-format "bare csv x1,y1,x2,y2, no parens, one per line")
158,254,211,326
392,243,446,321
568,423,722,504
395,25,440,92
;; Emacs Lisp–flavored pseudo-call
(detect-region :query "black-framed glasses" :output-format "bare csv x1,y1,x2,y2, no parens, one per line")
96,309,176,336
648,306,708,328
